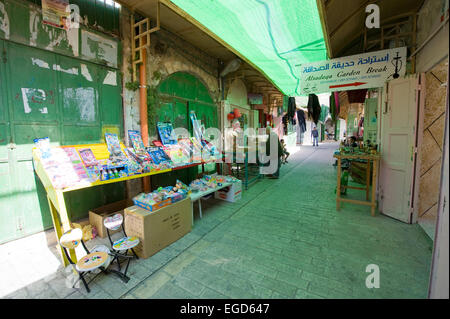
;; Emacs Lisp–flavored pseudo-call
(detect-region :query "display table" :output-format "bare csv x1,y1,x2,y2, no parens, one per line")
189,182,232,222
223,146,262,190
33,143,213,266
333,152,380,216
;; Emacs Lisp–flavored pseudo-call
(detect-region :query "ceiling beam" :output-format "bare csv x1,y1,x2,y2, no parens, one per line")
336,11,417,57
316,0,333,58
329,0,377,38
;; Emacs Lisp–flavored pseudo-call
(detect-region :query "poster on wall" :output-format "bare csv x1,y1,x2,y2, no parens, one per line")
42,0,70,30
297,47,407,95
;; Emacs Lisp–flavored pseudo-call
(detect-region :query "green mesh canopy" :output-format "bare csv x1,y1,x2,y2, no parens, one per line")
170,0,327,96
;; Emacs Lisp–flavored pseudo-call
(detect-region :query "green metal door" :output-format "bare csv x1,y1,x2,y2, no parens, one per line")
6,42,59,239
0,38,17,242
0,40,124,244
151,72,218,186
363,98,378,144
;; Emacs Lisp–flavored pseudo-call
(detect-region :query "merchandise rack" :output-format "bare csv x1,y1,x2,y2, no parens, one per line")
33,142,214,266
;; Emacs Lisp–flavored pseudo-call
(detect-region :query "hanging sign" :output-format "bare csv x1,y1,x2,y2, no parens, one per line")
298,47,407,95
248,93,263,105
42,0,70,30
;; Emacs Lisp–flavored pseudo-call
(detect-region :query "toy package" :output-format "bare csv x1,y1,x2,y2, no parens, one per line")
34,137,52,160
34,138,80,189
105,132,127,163
157,122,177,145
190,137,203,162
190,111,204,142
63,147,90,181
178,138,193,159
98,163,128,181
189,175,238,193
128,130,149,158
133,180,189,211
163,144,190,166
147,146,172,167
78,148,99,167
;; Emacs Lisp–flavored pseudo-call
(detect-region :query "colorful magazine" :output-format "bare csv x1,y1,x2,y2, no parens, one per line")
78,148,98,167
128,130,146,154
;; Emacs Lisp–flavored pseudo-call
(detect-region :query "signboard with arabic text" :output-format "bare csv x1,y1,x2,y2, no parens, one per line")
297,47,407,95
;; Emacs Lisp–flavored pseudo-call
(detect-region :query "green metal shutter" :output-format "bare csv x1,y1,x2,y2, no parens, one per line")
0,40,124,244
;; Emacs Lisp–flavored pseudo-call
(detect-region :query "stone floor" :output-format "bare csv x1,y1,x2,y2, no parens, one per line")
1,142,433,299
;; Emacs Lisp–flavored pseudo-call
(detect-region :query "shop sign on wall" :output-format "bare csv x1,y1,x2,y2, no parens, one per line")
297,47,407,95
42,0,70,30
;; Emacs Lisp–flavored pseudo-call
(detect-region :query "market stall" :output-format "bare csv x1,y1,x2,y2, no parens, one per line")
32,125,222,266
333,145,380,216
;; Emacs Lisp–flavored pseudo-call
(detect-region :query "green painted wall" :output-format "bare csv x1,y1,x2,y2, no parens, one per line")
0,0,121,68
0,0,124,243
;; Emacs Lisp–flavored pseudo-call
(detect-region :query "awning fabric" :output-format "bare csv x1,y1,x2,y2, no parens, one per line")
169,0,327,96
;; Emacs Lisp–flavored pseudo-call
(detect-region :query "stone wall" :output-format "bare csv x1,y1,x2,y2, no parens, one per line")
418,59,448,238
121,8,221,144
119,8,221,197
415,0,448,238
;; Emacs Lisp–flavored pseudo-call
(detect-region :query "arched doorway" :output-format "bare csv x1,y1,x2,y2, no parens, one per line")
151,72,218,136
149,72,218,186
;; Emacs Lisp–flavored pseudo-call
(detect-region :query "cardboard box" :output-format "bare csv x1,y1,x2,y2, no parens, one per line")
89,199,133,238
214,180,242,202
124,198,192,259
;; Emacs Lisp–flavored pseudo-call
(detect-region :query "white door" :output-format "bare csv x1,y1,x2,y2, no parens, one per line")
379,75,421,223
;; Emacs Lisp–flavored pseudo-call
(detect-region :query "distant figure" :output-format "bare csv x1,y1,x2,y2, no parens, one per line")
312,126,319,146
265,126,283,179
347,136,358,147
325,129,329,140
280,139,290,164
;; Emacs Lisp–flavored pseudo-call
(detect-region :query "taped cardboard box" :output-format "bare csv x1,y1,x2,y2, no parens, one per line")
124,198,192,259
89,199,133,238
214,180,242,202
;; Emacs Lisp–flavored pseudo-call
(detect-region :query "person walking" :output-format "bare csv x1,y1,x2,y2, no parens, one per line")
265,126,283,179
312,126,319,146
280,139,290,163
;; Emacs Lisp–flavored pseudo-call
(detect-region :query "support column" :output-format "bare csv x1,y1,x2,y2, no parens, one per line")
139,48,151,193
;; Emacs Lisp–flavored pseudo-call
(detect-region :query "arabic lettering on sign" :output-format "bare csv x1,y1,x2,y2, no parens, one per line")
297,47,407,95
302,53,390,74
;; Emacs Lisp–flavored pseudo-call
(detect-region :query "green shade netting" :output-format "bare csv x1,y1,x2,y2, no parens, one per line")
170,0,327,96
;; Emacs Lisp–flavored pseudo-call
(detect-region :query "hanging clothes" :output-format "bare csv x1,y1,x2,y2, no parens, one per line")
307,94,321,125
358,116,364,137
296,109,306,134
287,97,296,123
282,115,288,135
330,93,337,122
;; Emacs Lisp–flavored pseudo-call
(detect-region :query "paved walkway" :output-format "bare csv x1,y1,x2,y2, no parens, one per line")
2,142,433,299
